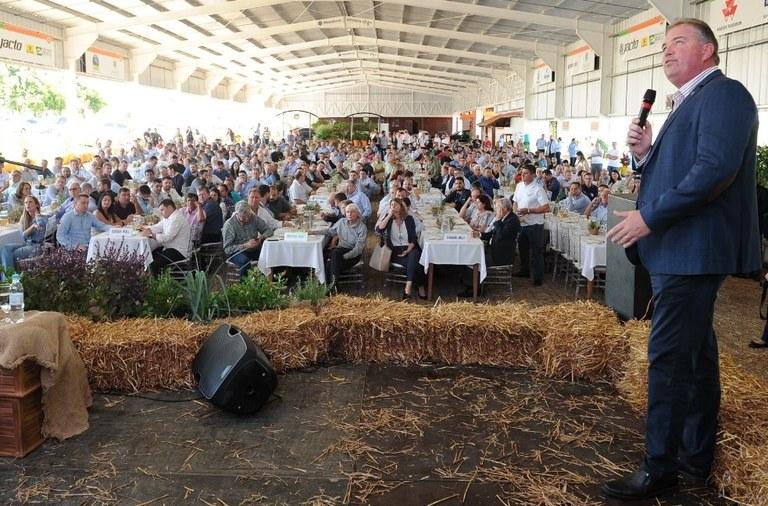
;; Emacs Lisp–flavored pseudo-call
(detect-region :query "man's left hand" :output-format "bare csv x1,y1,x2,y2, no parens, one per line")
607,210,651,248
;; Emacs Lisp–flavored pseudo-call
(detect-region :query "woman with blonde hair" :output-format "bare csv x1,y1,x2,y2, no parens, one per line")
0,195,48,269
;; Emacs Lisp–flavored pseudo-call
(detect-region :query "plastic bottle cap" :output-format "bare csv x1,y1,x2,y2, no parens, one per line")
11,274,19,282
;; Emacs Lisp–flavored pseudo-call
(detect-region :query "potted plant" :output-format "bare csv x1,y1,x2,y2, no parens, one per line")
587,219,601,235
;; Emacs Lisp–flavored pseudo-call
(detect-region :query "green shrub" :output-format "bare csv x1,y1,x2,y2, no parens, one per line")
141,270,185,318
223,270,288,313
291,276,330,305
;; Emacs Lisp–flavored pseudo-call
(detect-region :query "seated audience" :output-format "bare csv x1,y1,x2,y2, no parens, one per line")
95,193,120,226
56,194,110,251
113,187,138,225
0,196,49,269
562,182,591,215
141,199,192,276
325,203,367,286
584,185,609,225
197,185,223,243
222,200,273,277
375,198,426,300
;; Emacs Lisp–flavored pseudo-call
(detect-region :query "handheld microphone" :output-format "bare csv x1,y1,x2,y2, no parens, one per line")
638,89,656,128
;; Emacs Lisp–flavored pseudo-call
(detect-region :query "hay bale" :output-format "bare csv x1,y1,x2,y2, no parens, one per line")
615,319,768,505
67,316,213,392
320,295,432,363
533,301,626,382
227,307,330,372
615,319,650,411
430,302,543,368
714,441,768,505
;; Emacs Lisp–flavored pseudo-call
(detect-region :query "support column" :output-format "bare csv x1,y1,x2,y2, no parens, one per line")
63,33,97,71
205,74,224,96
130,52,157,83
173,64,197,92
228,80,246,100
536,45,565,119
577,21,614,117
649,0,694,22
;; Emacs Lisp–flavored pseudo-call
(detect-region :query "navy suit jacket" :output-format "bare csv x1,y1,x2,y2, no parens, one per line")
636,69,760,275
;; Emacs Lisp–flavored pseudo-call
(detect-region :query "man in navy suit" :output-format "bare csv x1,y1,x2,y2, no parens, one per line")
605,18,760,500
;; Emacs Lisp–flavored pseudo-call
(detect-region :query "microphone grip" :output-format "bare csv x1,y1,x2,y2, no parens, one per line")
638,103,652,128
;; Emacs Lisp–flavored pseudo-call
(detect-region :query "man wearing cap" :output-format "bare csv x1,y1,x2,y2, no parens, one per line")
222,201,274,277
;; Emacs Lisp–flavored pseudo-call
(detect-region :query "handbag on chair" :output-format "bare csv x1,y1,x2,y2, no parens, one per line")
369,234,392,272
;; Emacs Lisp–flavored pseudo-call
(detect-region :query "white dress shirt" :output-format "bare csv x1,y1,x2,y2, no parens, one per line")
149,209,191,257
513,181,550,226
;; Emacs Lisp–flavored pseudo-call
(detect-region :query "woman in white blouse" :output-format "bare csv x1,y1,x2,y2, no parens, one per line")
375,198,426,300
469,194,495,235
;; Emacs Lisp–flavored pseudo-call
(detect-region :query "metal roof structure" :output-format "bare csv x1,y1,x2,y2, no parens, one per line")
2,0,650,98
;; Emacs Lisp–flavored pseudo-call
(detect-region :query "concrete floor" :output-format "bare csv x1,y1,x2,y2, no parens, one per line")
1,364,722,505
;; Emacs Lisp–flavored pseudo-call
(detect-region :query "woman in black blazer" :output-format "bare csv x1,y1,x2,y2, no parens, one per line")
375,198,426,299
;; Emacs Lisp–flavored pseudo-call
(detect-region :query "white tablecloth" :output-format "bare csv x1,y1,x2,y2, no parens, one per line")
419,238,487,282
0,226,22,247
86,233,153,270
258,235,326,283
545,215,607,281
580,236,607,281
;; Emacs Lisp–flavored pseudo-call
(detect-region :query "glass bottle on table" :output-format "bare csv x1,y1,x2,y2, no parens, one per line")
9,273,24,323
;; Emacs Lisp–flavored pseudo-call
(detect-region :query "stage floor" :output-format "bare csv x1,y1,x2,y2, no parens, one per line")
1,364,722,505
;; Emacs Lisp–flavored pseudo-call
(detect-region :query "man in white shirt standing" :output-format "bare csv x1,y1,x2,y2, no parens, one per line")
605,141,621,174
512,165,550,286
141,198,192,276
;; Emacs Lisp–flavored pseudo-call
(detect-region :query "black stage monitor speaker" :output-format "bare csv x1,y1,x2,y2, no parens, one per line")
192,323,277,414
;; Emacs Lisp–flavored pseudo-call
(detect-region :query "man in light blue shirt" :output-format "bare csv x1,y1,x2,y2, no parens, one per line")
562,182,591,215
344,180,371,219
56,194,110,251
568,138,578,166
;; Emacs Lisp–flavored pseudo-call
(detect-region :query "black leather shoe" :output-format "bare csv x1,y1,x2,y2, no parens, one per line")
602,469,678,500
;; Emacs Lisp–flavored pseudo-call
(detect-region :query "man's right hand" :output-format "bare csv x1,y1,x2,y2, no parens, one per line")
626,118,652,160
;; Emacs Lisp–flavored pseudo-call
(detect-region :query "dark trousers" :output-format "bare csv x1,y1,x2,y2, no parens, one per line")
391,245,425,287
570,157,576,166
151,247,186,276
643,274,725,478
761,317,768,343
327,246,360,285
229,249,260,277
590,163,602,180
517,224,544,283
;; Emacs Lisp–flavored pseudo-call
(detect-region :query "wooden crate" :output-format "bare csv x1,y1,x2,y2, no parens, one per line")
0,361,45,457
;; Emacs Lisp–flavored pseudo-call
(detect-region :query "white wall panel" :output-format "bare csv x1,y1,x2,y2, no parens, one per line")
278,84,453,117
586,80,600,116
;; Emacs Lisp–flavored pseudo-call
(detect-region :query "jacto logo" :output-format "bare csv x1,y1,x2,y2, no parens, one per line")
0,38,22,51
722,0,738,20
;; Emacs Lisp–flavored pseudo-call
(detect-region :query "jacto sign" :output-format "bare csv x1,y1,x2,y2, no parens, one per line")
0,38,22,51
0,22,55,66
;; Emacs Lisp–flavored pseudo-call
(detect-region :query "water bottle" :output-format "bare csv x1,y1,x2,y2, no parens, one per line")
9,274,24,323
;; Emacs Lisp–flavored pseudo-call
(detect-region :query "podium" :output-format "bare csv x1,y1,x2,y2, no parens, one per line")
606,194,653,320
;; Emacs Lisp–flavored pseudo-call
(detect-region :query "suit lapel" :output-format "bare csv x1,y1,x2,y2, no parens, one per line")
645,70,723,164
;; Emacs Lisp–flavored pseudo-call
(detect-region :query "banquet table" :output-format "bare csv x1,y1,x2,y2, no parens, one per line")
418,209,486,300
257,227,327,283
544,214,607,299
0,226,22,247
86,231,153,270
